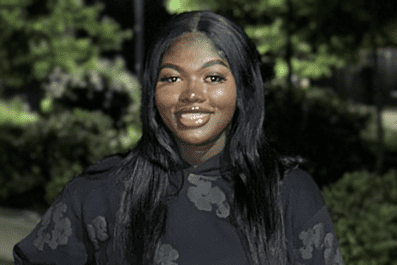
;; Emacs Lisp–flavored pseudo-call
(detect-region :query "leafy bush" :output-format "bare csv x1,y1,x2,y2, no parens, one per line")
0,97,38,126
0,0,132,88
0,107,141,209
0,0,141,210
0,0,142,212
265,84,374,187
323,170,397,265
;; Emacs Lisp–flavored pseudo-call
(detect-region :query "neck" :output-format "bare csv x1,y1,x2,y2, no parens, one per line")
177,133,226,166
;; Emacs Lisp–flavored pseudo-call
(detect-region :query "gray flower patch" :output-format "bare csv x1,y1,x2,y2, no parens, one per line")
299,223,324,259
155,244,179,265
33,202,72,251
299,223,344,264
324,233,344,265
187,174,230,218
87,216,109,250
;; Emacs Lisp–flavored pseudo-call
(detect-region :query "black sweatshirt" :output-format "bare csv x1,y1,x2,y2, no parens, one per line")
14,151,343,264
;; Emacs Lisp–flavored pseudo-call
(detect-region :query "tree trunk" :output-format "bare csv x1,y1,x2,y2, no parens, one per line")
374,51,385,175
370,2,385,175
285,0,293,90
133,0,144,82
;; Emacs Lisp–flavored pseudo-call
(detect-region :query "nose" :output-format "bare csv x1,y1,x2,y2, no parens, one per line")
179,79,206,103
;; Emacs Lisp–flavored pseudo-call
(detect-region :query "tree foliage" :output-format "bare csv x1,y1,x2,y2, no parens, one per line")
0,0,141,209
323,170,397,264
0,0,138,103
0,107,141,208
265,84,373,186
165,0,397,81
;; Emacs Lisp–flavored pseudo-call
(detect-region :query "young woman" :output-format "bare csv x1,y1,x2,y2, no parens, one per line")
14,11,344,265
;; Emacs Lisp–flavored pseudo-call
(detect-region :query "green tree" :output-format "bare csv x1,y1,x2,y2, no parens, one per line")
0,0,139,106
165,0,397,83
0,0,142,208
165,0,345,83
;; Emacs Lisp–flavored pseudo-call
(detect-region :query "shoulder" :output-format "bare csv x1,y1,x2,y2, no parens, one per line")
67,154,124,191
61,154,125,222
13,155,125,263
280,168,322,200
280,169,345,264
280,168,326,228
81,154,125,177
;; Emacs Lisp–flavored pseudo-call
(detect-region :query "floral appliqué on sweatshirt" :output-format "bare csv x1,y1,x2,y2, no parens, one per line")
33,202,72,251
186,173,230,218
155,244,179,265
298,222,343,265
87,216,109,250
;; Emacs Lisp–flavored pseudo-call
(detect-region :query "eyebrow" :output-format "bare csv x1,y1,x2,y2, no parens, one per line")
160,59,229,71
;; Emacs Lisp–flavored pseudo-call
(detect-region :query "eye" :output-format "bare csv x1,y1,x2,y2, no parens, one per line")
206,75,226,83
160,76,179,83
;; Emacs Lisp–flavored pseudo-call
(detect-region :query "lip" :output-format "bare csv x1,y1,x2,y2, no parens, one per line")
175,105,214,115
175,105,213,128
177,112,211,128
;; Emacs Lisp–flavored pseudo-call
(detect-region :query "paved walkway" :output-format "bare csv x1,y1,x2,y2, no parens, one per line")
0,208,41,264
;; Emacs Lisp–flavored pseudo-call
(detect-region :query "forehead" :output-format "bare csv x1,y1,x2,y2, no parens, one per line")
162,32,226,63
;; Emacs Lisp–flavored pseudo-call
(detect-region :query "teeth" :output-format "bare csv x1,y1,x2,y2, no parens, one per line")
181,113,209,119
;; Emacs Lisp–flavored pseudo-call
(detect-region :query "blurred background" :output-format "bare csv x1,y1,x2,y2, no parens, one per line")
1,0,396,264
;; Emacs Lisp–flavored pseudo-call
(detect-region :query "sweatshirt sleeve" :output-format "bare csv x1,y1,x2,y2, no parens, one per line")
13,183,95,265
282,169,344,265
12,155,123,265
292,205,344,265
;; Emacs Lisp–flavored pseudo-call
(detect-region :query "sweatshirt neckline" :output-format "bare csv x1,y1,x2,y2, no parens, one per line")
182,149,227,177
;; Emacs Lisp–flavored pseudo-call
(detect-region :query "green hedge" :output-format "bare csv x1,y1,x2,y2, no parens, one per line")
0,107,141,209
323,170,397,265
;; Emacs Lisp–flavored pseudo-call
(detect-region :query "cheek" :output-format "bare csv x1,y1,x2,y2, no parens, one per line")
155,90,178,127
210,86,237,111
154,91,168,121
155,88,179,108
155,90,169,111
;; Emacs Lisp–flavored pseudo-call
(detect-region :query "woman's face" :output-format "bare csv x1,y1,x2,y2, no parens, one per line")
155,33,236,147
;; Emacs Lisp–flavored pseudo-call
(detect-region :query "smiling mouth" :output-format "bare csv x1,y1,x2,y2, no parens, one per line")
181,113,209,119
177,113,211,128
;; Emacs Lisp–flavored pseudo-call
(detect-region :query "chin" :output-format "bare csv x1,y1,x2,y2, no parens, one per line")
177,130,225,147
178,137,211,146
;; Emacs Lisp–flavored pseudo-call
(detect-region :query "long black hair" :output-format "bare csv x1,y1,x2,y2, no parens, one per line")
114,11,298,264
